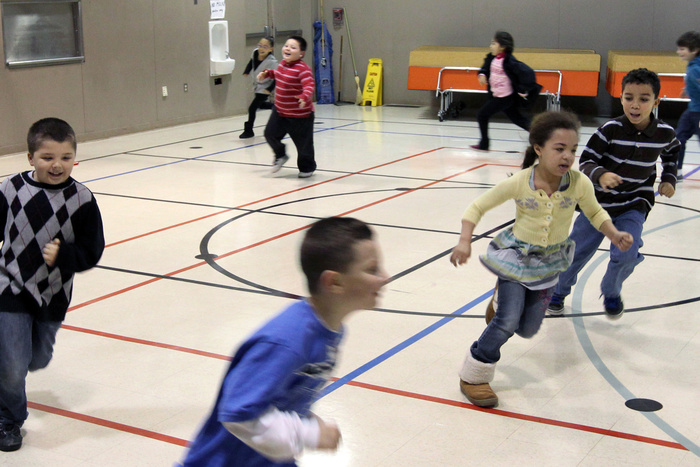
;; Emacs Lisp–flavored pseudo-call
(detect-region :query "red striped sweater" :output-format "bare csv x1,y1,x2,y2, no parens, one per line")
266,59,315,118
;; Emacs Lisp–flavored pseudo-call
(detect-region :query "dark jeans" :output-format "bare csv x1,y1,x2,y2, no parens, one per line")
246,93,272,126
675,109,700,170
476,94,531,150
264,108,317,173
0,311,62,426
553,209,645,299
470,278,553,364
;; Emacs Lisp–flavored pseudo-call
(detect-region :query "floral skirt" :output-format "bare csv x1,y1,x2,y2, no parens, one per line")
479,227,575,290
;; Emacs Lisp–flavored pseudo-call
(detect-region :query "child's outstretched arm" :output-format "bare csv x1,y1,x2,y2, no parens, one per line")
598,220,633,252
224,407,340,462
450,220,476,266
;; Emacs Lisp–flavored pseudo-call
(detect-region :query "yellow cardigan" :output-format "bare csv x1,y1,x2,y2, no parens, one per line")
463,167,610,248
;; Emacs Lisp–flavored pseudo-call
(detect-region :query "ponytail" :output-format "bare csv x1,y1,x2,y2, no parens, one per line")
522,146,538,169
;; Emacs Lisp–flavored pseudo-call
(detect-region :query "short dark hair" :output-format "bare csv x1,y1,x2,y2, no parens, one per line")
262,36,275,47
288,35,307,52
677,31,700,52
522,111,580,169
494,31,514,54
621,68,661,98
300,217,373,294
27,117,77,154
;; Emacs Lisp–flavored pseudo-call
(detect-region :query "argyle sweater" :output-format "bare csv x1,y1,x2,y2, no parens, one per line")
0,172,104,321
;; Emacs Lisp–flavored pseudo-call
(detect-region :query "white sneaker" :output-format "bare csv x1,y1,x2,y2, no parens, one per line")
271,155,289,173
298,171,314,178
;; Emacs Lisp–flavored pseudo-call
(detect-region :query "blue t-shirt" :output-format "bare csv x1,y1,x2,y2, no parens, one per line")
182,300,343,467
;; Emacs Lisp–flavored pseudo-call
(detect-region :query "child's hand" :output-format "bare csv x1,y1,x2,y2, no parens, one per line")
658,181,675,198
599,172,623,191
257,71,268,82
449,241,472,267
478,74,488,86
612,231,633,252
43,238,60,267
298,98,307,108
315,416,341,451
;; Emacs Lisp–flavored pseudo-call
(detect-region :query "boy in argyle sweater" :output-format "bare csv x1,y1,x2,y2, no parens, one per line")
0,118,104,452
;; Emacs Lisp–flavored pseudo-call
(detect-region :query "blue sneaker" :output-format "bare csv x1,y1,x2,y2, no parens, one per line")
604,295,624,320
547,293,565,315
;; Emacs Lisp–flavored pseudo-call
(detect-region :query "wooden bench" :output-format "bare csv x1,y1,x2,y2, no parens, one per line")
606,50,688,115
408,46,601,121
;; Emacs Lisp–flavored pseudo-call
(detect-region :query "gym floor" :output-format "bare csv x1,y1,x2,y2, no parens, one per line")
1,104,699,466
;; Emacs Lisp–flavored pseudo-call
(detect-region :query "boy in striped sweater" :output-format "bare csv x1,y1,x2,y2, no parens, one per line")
258,36,317,178
547,68,680,319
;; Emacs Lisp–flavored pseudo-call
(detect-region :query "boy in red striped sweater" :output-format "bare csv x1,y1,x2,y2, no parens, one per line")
258,36,317,178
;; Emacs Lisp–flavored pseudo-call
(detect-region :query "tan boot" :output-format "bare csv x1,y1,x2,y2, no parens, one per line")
459,380,498,408
485,282,499,325
459,352,498,407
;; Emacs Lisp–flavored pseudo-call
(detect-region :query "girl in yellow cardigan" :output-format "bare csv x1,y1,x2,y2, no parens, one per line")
450,111,633,408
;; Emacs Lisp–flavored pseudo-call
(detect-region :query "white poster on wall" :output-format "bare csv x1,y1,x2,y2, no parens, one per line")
210,0,225,19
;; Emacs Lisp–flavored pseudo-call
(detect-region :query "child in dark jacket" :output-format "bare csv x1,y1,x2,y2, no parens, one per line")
471,31,542,151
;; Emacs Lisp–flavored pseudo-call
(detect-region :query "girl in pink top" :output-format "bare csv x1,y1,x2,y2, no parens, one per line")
471,31,541,151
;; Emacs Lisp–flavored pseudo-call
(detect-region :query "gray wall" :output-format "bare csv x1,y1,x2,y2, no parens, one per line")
331,0,700,115
1,0,700,155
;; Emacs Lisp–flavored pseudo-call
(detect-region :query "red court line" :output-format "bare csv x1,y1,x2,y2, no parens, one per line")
105,147,446,248
68,155,485,312
27,401,189,447
341,380,688,451
25,343,687,452
60,324,232,361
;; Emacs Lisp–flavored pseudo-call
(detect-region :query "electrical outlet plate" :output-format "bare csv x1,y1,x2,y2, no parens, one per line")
162,86,168,97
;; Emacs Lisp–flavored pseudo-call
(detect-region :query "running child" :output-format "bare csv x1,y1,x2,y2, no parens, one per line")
450,111,632,408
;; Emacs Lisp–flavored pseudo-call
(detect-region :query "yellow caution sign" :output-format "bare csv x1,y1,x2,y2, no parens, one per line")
361,58,383,106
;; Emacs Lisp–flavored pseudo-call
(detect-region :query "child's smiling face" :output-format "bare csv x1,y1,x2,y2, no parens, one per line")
282,39,303,63
28,139,75,185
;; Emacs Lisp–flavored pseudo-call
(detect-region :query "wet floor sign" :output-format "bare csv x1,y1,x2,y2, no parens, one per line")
361,58,383,106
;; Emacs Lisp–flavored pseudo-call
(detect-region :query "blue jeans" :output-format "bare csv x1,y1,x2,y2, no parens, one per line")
470,278,553,364
553,209,645,299
0,312,62,426
675,109,700,170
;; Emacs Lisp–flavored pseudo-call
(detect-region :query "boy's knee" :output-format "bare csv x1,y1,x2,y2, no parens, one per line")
28,354,53,372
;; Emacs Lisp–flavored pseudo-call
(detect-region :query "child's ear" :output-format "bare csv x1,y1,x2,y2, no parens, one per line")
533,144,542,157
319,270,343,293
27,153,35,166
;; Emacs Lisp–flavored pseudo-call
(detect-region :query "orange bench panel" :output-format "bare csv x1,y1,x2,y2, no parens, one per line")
408,66,599,97
606,69,685,98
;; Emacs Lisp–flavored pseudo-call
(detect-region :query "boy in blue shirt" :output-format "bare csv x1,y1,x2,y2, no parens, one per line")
675,31,700,179
180,217,388,466
547,69,679,318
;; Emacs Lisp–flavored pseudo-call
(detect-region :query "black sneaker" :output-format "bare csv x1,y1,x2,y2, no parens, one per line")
547,293,565,315
604,296,624,320
0,424,22,452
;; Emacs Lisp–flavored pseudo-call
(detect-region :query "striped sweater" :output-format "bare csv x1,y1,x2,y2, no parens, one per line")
579,115,680,218
266,59,315,118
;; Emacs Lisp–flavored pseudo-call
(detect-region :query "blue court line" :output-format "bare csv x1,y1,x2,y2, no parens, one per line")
320,289,493,397
571,213,700,456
